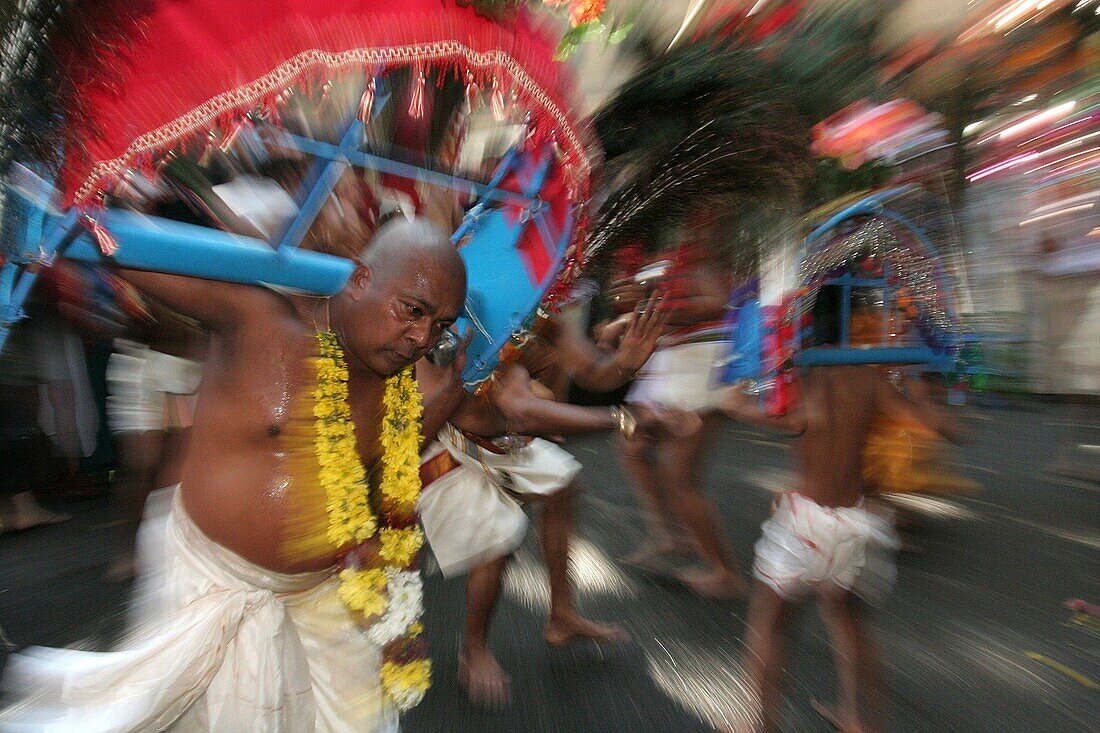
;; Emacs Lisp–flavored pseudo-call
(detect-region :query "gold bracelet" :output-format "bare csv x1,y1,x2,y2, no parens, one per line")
610,406,637,440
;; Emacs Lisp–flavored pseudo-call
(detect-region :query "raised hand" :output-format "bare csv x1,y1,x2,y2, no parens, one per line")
612,293,668,375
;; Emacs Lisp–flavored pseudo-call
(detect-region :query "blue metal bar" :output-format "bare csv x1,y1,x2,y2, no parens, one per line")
0,209,83,351
794,346,951,367
519,153,552,198
484,147,520,191
275,119,362,257
802,184,921,250
531,209,561,287
840,280,851,346
452,147,520,244
278,131,538,209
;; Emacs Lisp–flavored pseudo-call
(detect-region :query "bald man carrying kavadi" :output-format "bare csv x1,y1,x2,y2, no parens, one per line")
0,219,467,733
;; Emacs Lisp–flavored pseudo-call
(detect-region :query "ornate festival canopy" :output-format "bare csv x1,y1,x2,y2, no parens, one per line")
1,0,597,385
47,0,590,206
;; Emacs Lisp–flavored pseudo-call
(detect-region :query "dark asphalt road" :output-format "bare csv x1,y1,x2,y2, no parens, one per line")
2,400,1097,732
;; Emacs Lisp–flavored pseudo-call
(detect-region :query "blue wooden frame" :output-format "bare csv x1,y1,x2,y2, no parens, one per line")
792,187,960,370
1,86,569,373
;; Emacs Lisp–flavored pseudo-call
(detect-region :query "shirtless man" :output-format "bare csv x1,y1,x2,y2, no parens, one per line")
417,302,693,707
0,218,466,732
620,243,747,599
722,286,959,733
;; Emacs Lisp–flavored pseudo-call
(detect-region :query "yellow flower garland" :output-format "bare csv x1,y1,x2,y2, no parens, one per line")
314,331,430,712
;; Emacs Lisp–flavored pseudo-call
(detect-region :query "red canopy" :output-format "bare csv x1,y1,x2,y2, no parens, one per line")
59,0,590,206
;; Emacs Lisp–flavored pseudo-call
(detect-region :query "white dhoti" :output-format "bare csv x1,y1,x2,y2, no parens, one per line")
0,489,398,733
418,425,581,578
625,341,731,412
753,492,899,603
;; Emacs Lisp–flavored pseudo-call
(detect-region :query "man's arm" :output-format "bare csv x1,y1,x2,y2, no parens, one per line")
415,341,471,444
486,364,699,439
116,269,271,331
488,365,618,436
721,384,807,435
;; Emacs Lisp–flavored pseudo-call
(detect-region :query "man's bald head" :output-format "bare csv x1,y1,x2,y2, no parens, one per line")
361,217,466,292
335,217,466,376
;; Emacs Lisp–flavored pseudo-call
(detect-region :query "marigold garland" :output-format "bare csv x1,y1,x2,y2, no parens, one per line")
314,330,430,712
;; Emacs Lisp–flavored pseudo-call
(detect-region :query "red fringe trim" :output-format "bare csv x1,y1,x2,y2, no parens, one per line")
60,5,595,215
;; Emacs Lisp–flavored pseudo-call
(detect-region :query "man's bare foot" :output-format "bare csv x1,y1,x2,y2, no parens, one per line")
544,612,629,647
620,538,693,573
0,493,72,533
675,568,748,600
811,699,874,733
620,543,673,573
458,645,511,709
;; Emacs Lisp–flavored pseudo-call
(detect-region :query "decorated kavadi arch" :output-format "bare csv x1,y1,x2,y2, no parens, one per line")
1,0,593,390
721,184,965,412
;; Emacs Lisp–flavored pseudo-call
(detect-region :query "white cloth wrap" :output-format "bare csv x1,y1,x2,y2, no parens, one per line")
0,488,397,733
106,340,203,434
625,341,731,412
753,492,900,603
418,425,581,578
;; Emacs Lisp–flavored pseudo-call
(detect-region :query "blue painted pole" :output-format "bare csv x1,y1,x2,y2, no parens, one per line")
279,132,537,209
275,118,363,258
58,208,354,294
794,346,942,367
452,147,520,244
0,209,82,351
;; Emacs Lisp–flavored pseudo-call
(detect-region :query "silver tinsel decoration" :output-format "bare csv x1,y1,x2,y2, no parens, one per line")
796,217,957,339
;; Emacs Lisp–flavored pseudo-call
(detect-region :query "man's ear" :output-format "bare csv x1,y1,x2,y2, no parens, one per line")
347,261,373,300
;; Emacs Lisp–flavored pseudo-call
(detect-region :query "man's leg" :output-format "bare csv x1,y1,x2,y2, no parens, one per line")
105,430,166,581
743,582,795,733
814,585,883,733
617,434,690,570
539,483,627,646
660,414,747,598
459,555,512,707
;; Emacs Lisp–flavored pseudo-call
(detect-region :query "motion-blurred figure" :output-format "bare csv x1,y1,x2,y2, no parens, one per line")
0,324,72,533
722,286,960,733
104,299,205,581
417,302,677,707
618,241,748,599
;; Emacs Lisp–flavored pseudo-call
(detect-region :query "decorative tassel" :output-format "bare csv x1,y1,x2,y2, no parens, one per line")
551,136,567,162
357,77,377,124
82,214,118,256
464,71,480,112
408,69,426,119
491,78,506,122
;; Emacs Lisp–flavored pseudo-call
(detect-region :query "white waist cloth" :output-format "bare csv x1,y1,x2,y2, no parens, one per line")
418,425,581,577
0,487,398,733
106,340,203,434
753,492,899,602
625,341,731,412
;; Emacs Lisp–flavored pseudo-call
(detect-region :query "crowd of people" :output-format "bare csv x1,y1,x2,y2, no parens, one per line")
0,204,967,733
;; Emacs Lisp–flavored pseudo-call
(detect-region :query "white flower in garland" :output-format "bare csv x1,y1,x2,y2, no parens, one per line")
387,678,426,712
367,568,424,646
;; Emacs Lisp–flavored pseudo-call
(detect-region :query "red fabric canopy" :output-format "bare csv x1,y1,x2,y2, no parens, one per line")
59,0,590,206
